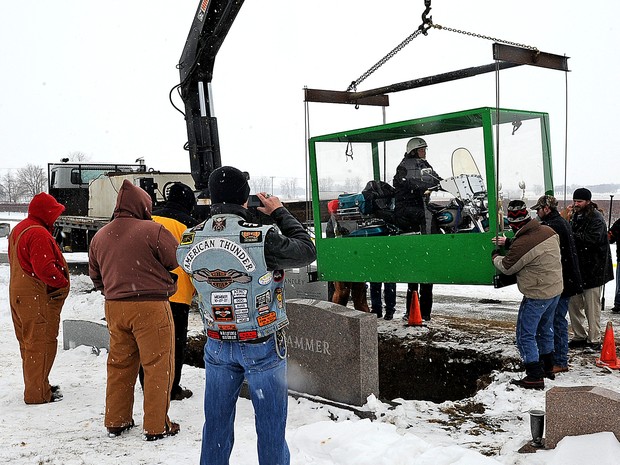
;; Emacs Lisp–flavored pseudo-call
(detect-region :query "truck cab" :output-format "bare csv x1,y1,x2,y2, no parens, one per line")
48,162,147,216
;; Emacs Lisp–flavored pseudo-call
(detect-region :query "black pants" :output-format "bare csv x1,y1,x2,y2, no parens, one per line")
139,301,190,395
406,283,433,320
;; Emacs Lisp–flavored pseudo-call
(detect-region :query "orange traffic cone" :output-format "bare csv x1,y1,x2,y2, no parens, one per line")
596,321,620,369
406,291,424,327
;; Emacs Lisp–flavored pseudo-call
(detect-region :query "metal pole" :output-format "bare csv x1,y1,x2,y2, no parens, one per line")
602,194,614,310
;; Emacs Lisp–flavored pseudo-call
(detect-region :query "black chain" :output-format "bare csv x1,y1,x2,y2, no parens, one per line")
347,29,425,92
431,23,538,51
346,0,537,93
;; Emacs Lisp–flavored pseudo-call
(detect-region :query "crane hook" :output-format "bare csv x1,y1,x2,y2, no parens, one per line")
418,0,433,35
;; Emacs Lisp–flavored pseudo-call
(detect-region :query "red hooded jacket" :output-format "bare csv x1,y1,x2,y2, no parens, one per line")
9,192,69,290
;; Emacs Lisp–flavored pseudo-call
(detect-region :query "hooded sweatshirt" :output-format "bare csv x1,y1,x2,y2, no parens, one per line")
9,192,69,289
88,180,179,301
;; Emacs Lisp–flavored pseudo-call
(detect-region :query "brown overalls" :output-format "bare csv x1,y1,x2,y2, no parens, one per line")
104,300,176,435
9,226,69,404
332,282,370,312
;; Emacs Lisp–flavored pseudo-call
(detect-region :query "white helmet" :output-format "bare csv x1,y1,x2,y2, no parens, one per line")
406,137,427,153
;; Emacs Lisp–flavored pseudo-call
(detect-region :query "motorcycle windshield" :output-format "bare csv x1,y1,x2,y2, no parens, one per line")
451,148,481,177
438,147,486,199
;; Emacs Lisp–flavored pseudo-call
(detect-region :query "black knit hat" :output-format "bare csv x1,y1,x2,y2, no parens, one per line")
208,166,251,205
166,182,196,213
572,187,592,201
507,199,530,226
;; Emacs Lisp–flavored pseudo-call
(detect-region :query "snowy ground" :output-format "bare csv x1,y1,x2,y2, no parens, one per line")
1,212,620,465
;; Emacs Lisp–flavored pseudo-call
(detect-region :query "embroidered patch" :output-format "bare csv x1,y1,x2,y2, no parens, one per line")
211,291,232,305
273,269,284,282
193,268,252,289
255,290,272,307
213,306,234,321
239,330,259,341
240,230,263,243
274,287,284,309
182,238,256,272
232,289,249,323
218,324,236,331
219,330,238,341
180,232,195,245
258,272,272,286
212,217,226,231
239,221,260,228
257,312,277,327
207,329,220,339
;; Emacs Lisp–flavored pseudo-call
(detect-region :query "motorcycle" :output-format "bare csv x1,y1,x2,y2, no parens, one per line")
426,148,488,234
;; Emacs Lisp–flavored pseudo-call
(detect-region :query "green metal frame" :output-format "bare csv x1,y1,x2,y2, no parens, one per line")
309,107,553,285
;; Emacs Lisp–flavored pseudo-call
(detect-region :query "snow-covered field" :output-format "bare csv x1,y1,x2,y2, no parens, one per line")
1,212,620,465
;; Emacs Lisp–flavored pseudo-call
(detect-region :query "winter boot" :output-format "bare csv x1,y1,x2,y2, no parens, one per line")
511,361,545,390
540,352,555,380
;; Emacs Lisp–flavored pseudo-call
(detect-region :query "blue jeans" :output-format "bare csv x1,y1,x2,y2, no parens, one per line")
516,296,558,364
552,296,570,367
370,282,396,314
200,334,289,465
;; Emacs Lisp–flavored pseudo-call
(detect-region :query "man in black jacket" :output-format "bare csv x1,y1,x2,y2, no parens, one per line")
532,195,583,374
394,137,441,321
609,217,620,314
177,166,316,465
567,188,614,350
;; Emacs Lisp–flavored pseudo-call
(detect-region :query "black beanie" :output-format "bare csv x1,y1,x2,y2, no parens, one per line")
167,182,196,213
572,187,592,201
208,166,251,205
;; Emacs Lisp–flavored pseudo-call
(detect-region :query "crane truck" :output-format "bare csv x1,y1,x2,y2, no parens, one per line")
49,161,195,252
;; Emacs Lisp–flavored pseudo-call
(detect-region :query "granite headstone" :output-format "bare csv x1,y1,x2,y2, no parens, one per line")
545,385,620,448
284,267,328,301
62,319,110,353
285,298,378,406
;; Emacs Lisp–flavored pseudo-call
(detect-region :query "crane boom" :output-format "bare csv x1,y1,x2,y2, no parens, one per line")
178,0,245,190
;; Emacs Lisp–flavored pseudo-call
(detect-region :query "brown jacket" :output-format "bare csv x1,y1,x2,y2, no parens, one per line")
89,180,179,301
493,219,563,300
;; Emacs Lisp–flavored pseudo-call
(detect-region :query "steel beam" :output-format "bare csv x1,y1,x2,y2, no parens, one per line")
492,43,570,72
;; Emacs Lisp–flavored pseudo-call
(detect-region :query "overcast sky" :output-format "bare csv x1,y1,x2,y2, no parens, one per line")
0,0,618,190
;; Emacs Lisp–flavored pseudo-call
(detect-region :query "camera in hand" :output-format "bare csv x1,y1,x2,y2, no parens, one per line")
247,194,263,208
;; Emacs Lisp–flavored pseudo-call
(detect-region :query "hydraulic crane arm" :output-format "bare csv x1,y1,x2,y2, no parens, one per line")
178,0,245,191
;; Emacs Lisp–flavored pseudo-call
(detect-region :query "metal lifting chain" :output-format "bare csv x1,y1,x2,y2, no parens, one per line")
347,0,432,92
431,23,538,52
346,0,538,93
346,28,425,92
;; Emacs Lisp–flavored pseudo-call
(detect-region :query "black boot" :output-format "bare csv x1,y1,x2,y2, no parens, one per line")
511,361,545,390
540,352,555,380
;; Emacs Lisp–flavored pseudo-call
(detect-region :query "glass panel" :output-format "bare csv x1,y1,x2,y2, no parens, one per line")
496,117,547,212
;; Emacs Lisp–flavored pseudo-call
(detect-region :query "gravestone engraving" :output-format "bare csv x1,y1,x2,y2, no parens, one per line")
62,319,110,353
545,386,620,448
286,299,378,406
284,267,328,301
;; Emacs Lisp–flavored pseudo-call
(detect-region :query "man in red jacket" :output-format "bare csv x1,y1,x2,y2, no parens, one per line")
9,192,70,404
